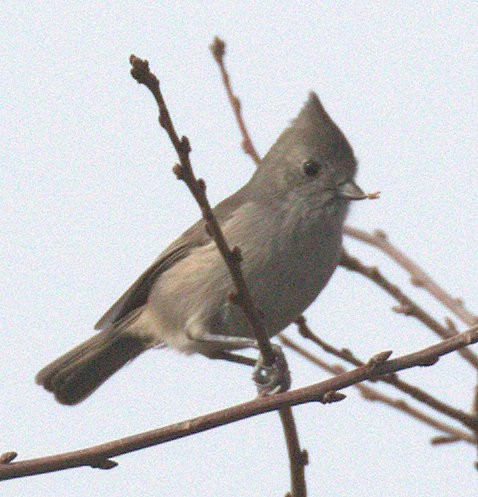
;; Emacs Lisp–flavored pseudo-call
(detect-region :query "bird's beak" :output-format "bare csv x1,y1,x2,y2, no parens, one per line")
337,180,367,200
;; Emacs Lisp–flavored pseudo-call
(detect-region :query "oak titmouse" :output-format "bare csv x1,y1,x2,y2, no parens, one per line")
36,92,367,404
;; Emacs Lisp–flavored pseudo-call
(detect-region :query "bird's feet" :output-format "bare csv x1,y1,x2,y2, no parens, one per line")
253,344,291,396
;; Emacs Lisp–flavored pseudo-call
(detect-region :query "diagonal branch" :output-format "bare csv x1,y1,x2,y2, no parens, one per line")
129,54,275,367
2,322,478,481
294,316,477,429
340,251,478,370
280,335,475,445
344,226,478,327
130,52,303,496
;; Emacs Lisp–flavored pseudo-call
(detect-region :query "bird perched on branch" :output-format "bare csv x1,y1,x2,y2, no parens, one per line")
36,92,368,404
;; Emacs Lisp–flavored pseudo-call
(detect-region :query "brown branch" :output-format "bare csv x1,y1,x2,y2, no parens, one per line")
474,381,478,416
0,390,320,481
130,53,303,496
208,40,305,496
210,37,261,165
474,376,478,461
431,435,464,445
340,251,478,370
280,335,475,445
279,407,308,497
294,316,477,430
295,316,363,368
2,322,478,480
344,226,478,326
210,350,256,367
0,453,17,464
343,231,478,459
129,54,275,367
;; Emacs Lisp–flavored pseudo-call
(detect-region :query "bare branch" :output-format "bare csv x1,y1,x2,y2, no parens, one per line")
344,226,478,327
281,335,475,445
129,54,275,367
2,322,478,480
0,453,17,464
130,52,303,495
431,435,464,445
340,251,478,370
279,407,308,497
474,376,478,461
294,316,477,429
210,36,261,165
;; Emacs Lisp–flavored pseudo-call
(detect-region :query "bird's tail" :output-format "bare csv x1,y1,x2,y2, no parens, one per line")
36,312,151,405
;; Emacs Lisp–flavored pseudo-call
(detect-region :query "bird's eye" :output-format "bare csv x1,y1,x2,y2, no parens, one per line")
302,159,321,177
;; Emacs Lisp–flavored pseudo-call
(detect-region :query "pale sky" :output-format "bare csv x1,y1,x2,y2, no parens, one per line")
2,2,477,496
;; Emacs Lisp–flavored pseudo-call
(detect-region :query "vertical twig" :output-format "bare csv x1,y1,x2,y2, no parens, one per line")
210,37,261,165
279,408,308,497
209,38,307,497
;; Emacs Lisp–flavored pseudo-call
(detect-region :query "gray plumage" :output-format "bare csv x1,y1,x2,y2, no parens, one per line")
36,92,364,404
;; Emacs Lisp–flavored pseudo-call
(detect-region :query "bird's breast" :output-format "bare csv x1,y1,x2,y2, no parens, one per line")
215,202,344,337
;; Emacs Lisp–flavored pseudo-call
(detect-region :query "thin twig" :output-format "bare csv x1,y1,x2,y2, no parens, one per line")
209,38,305,497
294,316,477,429
340,251,478,369
209,350,256,367
3,322,478,480
346,206,478,459
131,53,303,496
280,335,475,445
210,37,261,165
344,226,478,326
431,435,463,445
129,54,275,367
279,407,308,497
474,375,478,462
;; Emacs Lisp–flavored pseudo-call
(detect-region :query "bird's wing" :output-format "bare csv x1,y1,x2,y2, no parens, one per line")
94,243,191,330
94,183,253,330
94,217,211,330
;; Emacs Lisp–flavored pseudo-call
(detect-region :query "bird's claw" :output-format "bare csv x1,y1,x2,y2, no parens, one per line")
253,345,291,396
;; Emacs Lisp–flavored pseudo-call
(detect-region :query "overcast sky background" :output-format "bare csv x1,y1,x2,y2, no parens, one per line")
1,2,477,496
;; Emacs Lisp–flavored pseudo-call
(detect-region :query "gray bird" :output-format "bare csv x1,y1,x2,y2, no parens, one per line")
36,92,367,404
